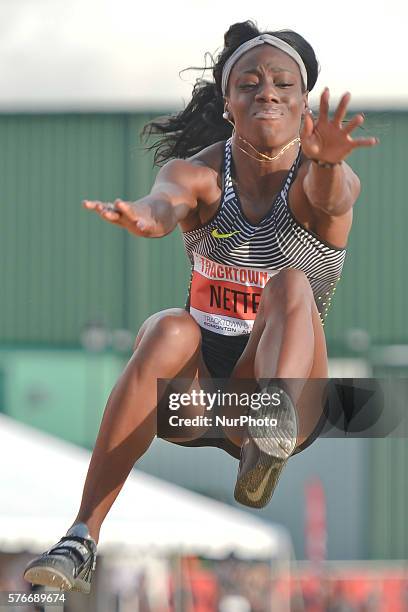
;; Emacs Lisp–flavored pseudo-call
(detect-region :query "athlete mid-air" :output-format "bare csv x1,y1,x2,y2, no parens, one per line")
24,20,378,593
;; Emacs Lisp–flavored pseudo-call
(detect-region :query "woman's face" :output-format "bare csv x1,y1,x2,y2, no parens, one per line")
226,45,308,148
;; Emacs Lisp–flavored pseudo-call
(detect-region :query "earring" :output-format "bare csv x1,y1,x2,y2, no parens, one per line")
222,104,235,133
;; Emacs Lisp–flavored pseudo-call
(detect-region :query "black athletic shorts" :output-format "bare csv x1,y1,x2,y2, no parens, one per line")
168,327,326,460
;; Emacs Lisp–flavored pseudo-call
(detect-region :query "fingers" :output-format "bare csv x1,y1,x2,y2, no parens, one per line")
350,136,380,148
114,199,134,217
301,110,314,139
319,87,330,122
114,200,150,231
318,89,354,127
301,111,321,157
82,199,100,211
333,92,351,126
83,199,116,212
82,199,150,233
114,200,145,229
343,113,364,135
82,199,121,223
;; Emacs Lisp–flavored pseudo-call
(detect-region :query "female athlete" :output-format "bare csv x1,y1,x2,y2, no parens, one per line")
24,20,378,593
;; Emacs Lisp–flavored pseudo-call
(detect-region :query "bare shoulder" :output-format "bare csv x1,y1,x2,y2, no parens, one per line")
188,140,225,175
289,159,360,249
154,141,224,204
152,141,225,231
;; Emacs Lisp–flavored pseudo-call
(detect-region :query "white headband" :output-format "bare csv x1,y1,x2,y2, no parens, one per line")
221,34,308,96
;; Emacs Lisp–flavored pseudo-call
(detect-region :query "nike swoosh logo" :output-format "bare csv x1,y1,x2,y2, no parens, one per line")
211,228,240,239
245,464,276,504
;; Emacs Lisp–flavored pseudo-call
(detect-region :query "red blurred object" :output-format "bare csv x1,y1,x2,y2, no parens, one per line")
305,477,327,563
168,556,218,612
288,567,408,611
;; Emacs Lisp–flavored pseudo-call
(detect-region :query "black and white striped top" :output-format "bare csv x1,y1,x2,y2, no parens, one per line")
182,137,347,336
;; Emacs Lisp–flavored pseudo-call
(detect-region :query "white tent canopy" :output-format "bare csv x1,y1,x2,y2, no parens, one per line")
0,415,291,559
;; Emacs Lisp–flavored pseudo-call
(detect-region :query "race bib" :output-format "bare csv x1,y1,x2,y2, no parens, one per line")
189,253,280,336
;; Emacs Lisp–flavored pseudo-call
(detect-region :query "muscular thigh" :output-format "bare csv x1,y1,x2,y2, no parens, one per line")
230,294,328,380
222,297,329,448
133,308,215,443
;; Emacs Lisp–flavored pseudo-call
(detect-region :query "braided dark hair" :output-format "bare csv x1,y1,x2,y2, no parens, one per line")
141,20,319,166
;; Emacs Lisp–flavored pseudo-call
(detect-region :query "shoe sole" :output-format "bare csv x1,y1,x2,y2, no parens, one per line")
234,386,298,508
24,566,90,594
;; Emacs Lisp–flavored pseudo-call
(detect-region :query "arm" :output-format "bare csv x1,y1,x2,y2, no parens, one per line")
83,158,209,238
301,89,377,216
303,159,360,216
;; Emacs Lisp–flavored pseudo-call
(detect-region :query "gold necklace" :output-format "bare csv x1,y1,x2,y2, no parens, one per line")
234,135,301,163
225,117,300,163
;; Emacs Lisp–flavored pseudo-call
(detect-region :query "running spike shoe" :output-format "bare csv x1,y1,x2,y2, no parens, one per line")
234,383,298,508
23,523,97,594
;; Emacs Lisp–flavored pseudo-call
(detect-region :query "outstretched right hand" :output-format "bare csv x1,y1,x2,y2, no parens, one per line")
82,199,157,237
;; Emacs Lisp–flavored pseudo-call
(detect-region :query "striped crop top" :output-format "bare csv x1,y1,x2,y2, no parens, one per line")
182,137,347,336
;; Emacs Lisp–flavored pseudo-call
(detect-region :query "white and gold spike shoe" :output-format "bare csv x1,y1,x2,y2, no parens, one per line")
234,384,298,508
23,523,97,594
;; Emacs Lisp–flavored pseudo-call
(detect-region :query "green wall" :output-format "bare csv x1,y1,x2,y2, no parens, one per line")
0,348,126,448
0,111,406,350
0,112,190,346
327,113,408,349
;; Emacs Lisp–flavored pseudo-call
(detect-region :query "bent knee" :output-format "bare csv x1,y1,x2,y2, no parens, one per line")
269,268,311,291
134,309,201,353
154,311,201,345
264,268,313,309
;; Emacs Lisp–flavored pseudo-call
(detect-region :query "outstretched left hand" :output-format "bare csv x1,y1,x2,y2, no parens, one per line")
300,88,379,164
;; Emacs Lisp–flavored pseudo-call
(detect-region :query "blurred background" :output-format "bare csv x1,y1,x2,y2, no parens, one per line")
0,1,407,610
